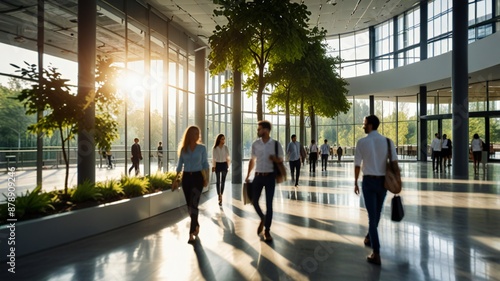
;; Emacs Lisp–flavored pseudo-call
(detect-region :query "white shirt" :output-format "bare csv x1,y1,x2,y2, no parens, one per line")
320,143,330,155
471,138,482,152
212,145,230,166
442,139,449,149
355,130,397,176
309,144,318,153
431,137,442,151
251,138,284,173
287,141,301,161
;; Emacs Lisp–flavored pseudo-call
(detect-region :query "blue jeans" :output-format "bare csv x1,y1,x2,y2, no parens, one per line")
252,174,276,231
362,176,387,253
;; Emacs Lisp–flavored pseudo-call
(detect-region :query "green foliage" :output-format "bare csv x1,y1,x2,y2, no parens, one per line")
70,180,103,203
0,84,36,148
147,172,172,192
120,176,149,197
12,57,122,191
209,0,312,120
1,186,54,219
96,179,124,200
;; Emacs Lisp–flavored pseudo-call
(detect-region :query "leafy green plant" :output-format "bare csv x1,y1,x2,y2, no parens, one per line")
147,172,172,192
1,186,54,219
71,180,103,203
96,179,123,200
120,176,149,197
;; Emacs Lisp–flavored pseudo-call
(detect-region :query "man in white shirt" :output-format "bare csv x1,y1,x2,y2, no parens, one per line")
287,134,302,187
309,140,319,173
320,139,331,171
354,115,398,266
245,120,284,242
431,133,442,172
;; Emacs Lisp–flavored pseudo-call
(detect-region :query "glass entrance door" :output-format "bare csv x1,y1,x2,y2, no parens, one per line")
489,117,500,160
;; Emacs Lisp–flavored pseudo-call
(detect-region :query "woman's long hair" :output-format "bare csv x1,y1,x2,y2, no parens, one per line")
213,134,225,149
178,126,201,156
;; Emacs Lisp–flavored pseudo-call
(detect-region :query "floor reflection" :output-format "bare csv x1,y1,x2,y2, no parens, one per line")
0,162,499,281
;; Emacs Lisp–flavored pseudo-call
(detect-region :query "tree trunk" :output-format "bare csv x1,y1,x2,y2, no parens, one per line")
300,96,305,145
285,87,290,144
256,64,265,121
309,105,317,143
59,126,70,194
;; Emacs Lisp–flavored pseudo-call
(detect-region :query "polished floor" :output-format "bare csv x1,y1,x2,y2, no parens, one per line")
1,162,499,281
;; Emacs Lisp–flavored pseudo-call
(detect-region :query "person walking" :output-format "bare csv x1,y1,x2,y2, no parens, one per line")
354,115,398,266
106,149,113,169
128,138,142,176
212,134,230,206
172,126,210,243
308,140,319,173
431,133,442,172
320,139,330,171
441,134,451,169
157,141,163,172
471,133,483,174
337,146,343,163
287,134,302,187
245,120,284,242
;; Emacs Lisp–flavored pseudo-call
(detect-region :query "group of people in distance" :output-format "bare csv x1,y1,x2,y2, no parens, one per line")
431,132,488,174
430,133,452,173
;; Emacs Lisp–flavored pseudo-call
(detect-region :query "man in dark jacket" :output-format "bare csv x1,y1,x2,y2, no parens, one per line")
128,138,143,176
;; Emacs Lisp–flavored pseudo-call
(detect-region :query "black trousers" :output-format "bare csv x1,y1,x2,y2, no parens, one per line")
181,171,203,234
289,159,301,185
309,153,318,172
215,162,228,195
128,159,140,175
321,154,329,170
432,150,442,171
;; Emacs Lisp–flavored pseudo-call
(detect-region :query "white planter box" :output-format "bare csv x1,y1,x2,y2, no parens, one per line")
0,190,186,260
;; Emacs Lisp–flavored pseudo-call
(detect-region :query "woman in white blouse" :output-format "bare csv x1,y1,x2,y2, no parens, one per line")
212,134,230,206
470,133,483,174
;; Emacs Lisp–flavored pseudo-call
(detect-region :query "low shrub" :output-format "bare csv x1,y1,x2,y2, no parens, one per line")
121,176,149,197
96,179,123,201
1,186,54,219
147,172,171,192
71,180,103,203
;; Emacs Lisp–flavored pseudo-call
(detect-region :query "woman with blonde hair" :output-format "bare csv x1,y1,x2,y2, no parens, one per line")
212,134,231,206
172,125,210,243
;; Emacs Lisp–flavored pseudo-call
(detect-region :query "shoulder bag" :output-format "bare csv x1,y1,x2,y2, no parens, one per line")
274,141,287,183
384,138,402,194
391,194,405,222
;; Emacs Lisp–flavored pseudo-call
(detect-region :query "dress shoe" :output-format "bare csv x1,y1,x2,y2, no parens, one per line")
218,195,222,206
257,219,264,235
188,234,196,243
366,252,381,265
264,231,273,242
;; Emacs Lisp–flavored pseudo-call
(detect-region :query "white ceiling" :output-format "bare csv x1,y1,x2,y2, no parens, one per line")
148,0,421,44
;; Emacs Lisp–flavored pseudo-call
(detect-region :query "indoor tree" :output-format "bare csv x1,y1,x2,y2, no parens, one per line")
12,56,121,193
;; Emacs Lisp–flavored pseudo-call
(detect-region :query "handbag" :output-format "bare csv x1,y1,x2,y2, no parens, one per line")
384,138,402,194
391,195,405,222
242,182,253,205
274,141,287,183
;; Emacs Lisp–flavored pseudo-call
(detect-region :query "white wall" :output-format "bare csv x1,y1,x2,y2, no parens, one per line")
346,31,500,96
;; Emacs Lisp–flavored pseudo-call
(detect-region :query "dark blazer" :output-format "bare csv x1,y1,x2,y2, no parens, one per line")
131,143,142,161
